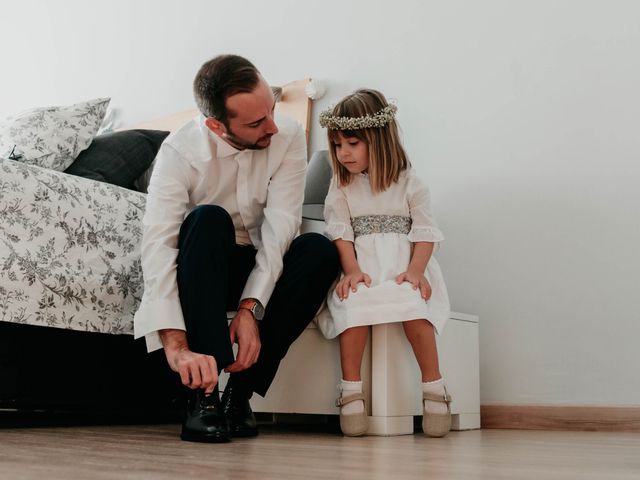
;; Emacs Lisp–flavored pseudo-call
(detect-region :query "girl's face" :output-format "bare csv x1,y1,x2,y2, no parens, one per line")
333,132,369,175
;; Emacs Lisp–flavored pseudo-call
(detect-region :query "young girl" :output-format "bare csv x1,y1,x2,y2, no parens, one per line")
317,89,451,437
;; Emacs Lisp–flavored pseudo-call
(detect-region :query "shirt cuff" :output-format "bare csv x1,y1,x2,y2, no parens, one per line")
241,271,276,309
145,332,164,353
134,297,186,352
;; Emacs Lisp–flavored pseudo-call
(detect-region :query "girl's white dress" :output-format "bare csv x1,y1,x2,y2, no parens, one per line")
316,169,450,339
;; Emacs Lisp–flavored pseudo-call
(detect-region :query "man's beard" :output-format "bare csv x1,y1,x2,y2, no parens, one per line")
222,127,272,151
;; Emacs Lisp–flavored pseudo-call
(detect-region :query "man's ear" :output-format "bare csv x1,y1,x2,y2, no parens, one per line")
205,117,226,137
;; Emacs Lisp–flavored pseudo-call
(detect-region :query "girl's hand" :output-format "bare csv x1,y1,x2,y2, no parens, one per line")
396,270,432,301
336,271,372,301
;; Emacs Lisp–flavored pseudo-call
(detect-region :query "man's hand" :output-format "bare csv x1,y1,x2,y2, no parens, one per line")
225,309,261,373
395,269,432,301
335,271,372,301
160,329,218,394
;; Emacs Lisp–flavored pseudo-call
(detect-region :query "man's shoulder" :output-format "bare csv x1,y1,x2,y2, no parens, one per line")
163,116,206,151
160,115,215,165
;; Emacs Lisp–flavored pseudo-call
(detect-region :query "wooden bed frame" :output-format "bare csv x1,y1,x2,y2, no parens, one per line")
133,78,312,142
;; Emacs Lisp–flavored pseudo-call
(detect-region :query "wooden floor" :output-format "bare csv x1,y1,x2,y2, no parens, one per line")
1,422,639,480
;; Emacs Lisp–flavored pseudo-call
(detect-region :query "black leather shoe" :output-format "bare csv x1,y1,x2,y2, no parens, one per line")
180,389,231,443
221,382,258,437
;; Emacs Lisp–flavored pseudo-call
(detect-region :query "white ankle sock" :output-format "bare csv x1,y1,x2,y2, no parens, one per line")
340,379,365,415
422,378,448,415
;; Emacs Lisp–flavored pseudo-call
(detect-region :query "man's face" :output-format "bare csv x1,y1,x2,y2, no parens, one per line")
222,77,279,150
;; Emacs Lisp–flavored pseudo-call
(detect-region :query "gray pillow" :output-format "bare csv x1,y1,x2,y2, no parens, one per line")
64,129,169,191
0,98,110,171
304,150,332,205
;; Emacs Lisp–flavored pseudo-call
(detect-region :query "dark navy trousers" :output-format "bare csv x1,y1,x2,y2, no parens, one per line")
176,205,339,396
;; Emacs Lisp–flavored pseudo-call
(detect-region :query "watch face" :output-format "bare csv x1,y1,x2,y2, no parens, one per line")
253,302,265,320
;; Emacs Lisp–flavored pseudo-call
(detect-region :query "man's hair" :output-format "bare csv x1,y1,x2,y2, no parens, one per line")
193,54,260,125
327,89,409,193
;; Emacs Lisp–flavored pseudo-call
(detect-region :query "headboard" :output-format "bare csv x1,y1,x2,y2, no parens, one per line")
132,78,312,145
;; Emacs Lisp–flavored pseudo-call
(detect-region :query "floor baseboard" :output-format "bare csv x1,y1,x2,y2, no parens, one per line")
481,405,640,432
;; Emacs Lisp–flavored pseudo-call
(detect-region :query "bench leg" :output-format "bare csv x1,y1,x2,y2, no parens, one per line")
366,415,414,436
452,413,481,430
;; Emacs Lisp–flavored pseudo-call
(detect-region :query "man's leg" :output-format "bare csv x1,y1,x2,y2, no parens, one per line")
177,205,237,367
228,232,339,397
176,204,244,443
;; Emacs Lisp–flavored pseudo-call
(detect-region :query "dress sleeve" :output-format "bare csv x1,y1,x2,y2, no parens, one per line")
323,177,354,242
407,171,445,244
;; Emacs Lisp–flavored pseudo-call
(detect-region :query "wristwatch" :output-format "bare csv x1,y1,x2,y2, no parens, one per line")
238,298,265,321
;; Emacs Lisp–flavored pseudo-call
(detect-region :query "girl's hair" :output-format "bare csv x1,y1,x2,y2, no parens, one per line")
327,89,409,192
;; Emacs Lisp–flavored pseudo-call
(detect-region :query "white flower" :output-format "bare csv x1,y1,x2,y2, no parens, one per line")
319,104,397,130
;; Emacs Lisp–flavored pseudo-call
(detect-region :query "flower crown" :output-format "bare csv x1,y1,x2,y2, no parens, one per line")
319,104,397,130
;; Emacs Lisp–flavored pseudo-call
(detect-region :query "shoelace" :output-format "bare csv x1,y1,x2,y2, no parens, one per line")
199,392,220,411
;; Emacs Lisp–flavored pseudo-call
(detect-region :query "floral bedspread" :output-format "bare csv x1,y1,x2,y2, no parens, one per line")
0,158,145,334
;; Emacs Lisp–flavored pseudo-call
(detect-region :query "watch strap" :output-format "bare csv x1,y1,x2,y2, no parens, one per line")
238,298,264,320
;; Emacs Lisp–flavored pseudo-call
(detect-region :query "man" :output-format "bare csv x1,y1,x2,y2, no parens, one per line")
134,54,339,443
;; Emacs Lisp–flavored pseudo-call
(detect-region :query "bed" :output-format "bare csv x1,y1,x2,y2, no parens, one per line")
0,79,312,417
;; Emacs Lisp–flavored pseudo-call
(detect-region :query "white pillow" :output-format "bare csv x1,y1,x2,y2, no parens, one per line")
0,97,110,171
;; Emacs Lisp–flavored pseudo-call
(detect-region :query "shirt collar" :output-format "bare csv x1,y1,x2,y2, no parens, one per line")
198,115,244,159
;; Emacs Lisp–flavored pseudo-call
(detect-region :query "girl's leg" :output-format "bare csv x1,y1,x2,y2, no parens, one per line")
403,319,450,429
338,326,369,418
339,326,369,381
402,319,441,382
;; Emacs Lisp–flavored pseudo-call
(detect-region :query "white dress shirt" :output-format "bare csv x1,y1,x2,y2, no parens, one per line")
133,113,307,352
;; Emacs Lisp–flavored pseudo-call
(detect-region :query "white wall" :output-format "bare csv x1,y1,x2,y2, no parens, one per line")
2,0,639,406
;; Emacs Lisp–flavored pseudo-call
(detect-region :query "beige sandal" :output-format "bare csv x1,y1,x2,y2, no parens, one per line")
422,388,452,437
336,392,368,437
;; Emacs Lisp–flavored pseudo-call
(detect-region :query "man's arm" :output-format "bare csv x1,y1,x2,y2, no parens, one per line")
241,122,307,305
225,123,307,373
134,142,219,392
134,142,192,347
160,329,218,394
